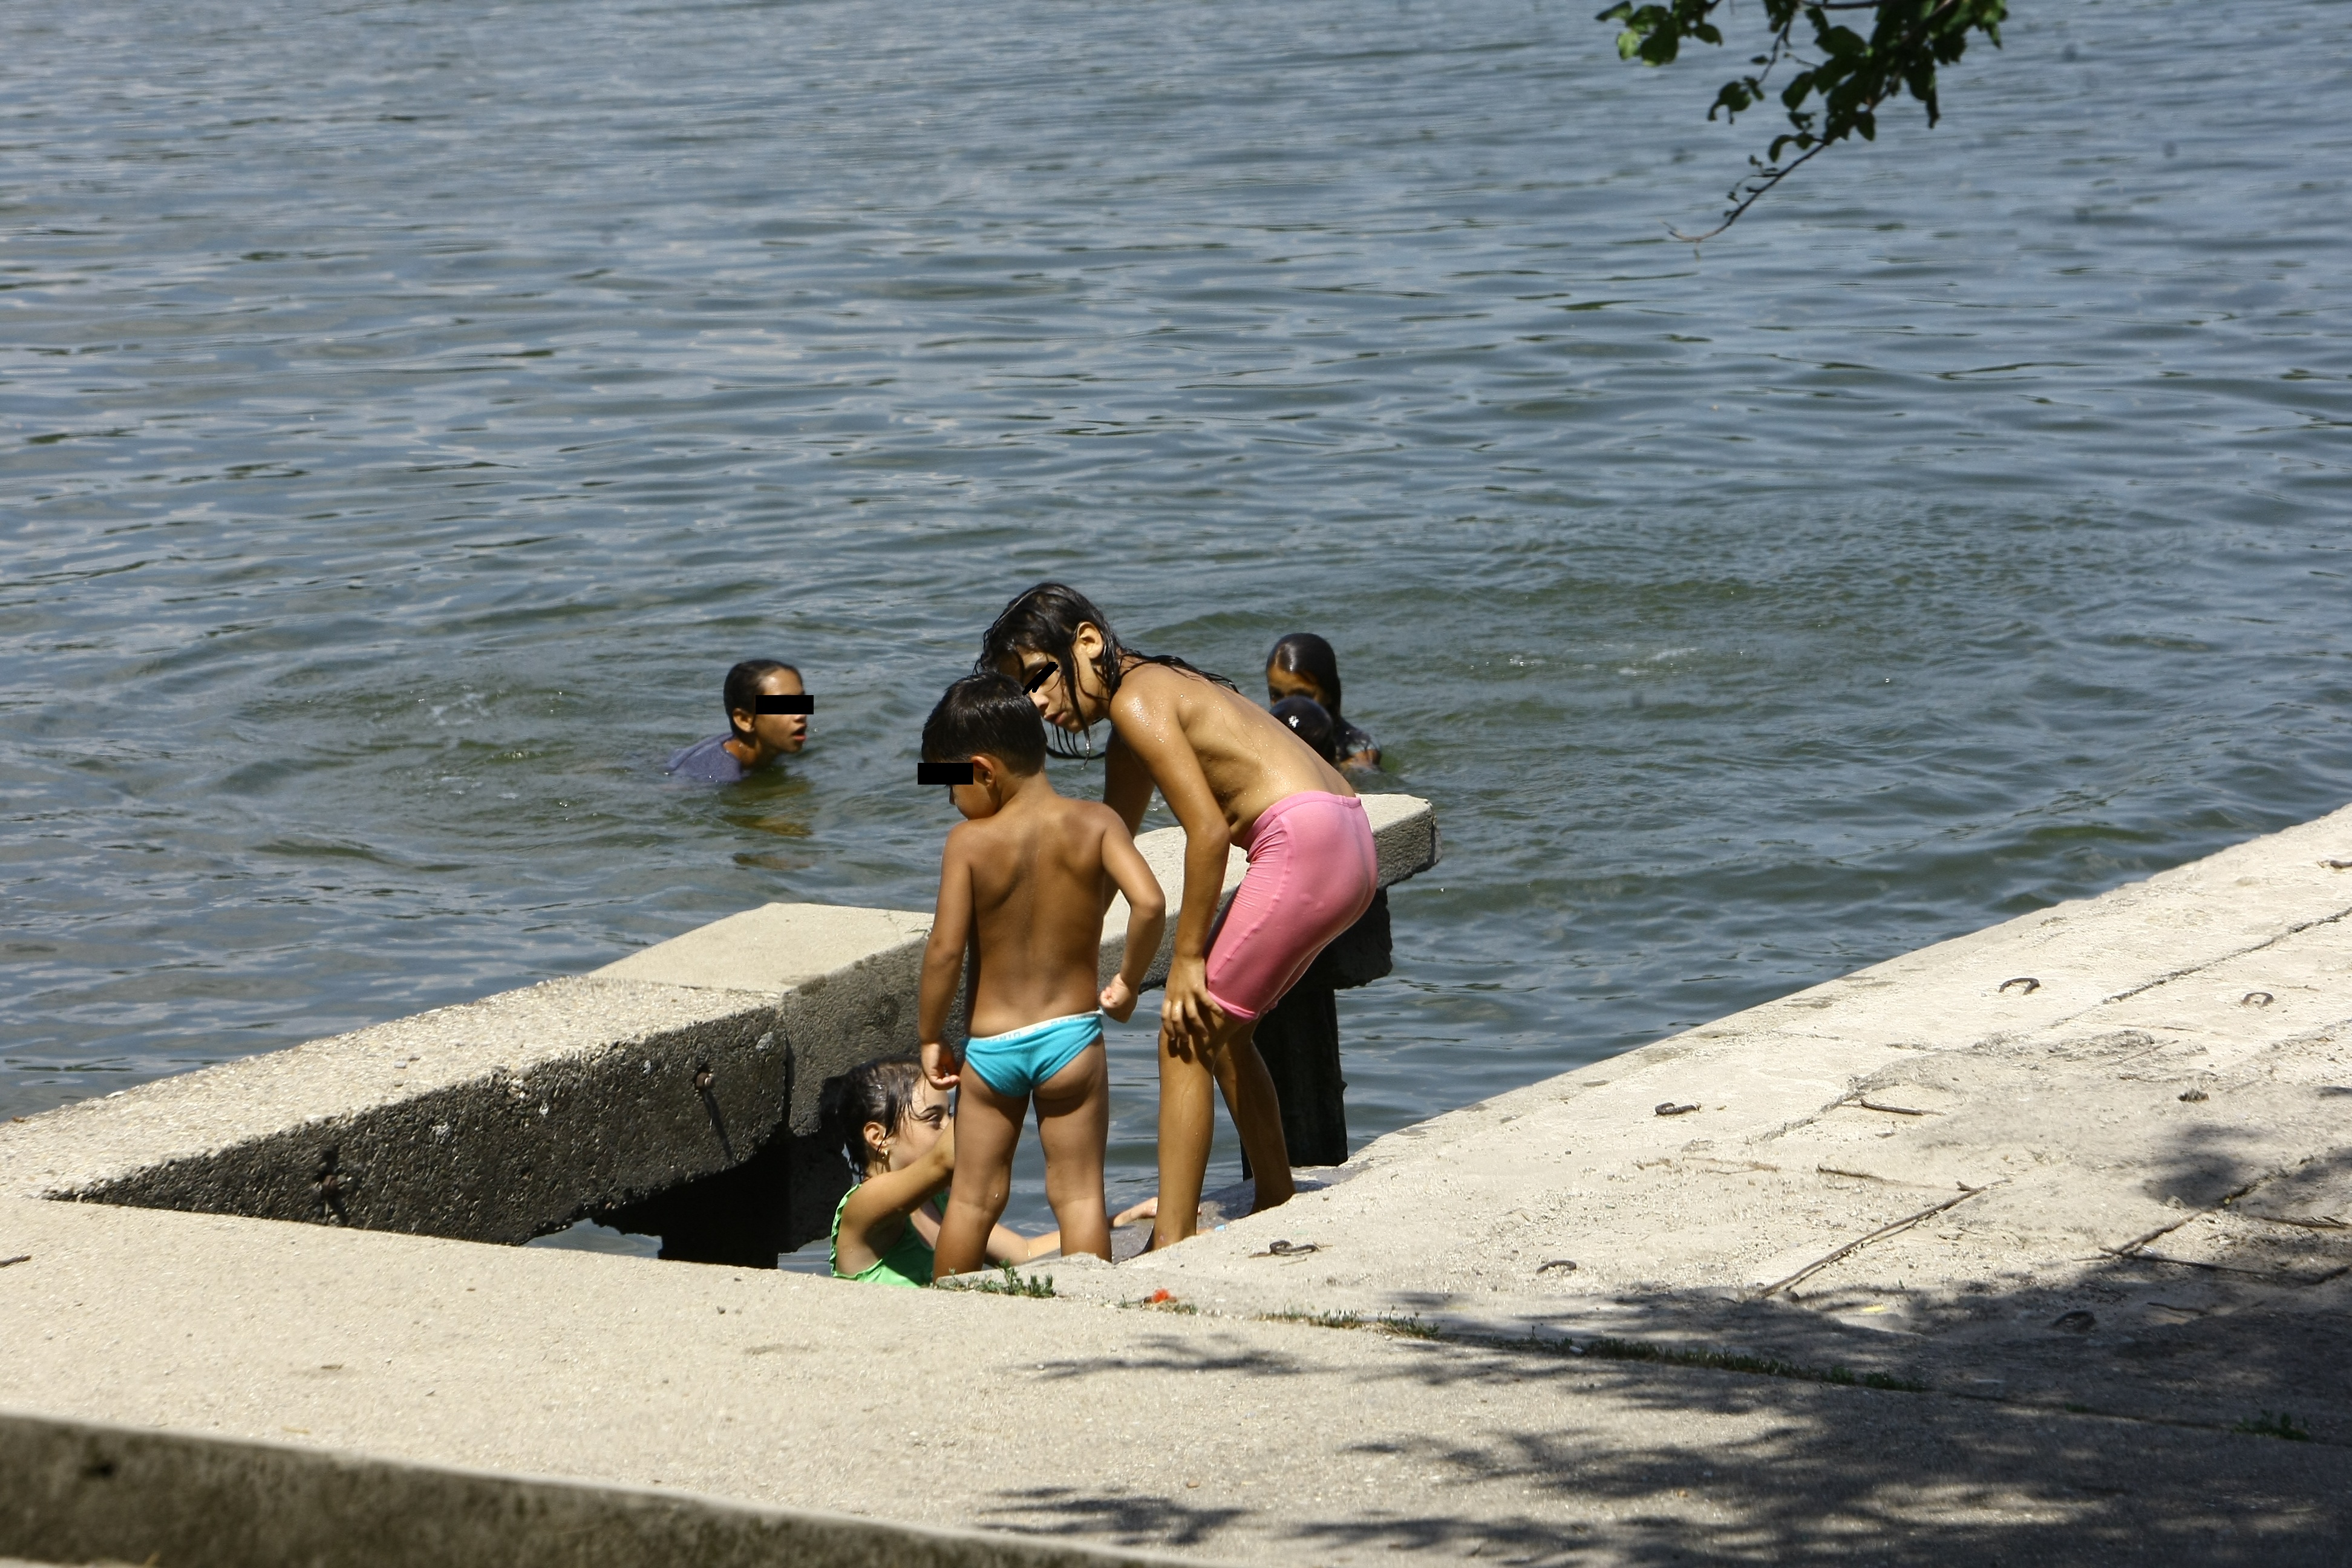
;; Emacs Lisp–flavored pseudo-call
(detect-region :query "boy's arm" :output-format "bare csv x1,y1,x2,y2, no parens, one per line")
1097,816,1169,1024
918,835,975,1088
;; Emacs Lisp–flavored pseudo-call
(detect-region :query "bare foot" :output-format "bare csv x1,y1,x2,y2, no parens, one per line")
1249,1171,1295,1214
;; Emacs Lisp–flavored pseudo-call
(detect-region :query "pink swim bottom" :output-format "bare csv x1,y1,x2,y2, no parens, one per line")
1203,792,1378,1022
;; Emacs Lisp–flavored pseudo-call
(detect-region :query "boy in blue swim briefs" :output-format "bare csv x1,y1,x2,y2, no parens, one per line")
916,673,1167,1278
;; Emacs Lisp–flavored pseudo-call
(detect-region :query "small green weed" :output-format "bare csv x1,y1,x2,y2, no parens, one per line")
2233,1412,2311,1442
1123,1287,1197,1313
1259,1308,1441,1340
943,1264,1055,1299
1259,1308,1364,1330
1379,1314,1443,1340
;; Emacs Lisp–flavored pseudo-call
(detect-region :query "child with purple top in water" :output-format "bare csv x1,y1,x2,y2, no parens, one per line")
665,659,809,782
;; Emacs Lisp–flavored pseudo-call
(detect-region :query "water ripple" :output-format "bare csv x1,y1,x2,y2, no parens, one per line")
4,0,2348,1227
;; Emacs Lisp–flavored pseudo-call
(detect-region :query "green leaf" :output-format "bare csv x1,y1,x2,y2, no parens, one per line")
1595,0,2006,232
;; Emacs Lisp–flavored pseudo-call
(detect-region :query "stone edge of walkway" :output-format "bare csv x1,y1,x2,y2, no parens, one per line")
1045,800,2352,1324
0,1407,1212,1568
0,797,1437,1247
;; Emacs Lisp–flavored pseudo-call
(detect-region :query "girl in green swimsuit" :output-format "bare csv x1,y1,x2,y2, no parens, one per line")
829,1056,1131,1285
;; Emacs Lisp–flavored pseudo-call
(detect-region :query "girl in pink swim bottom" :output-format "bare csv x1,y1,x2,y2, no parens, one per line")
981,582,1373,1247
1203,792,1377,1021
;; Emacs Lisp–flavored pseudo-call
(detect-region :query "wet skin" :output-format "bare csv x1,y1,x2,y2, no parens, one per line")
1001,624,1351,1247
830,1082,952,1278
916,750,1165,1276
833,1077,1091,1279
724,667,810,771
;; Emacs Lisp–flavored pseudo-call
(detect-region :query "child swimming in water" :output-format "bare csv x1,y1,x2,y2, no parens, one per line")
1266,633,1378,770
1269,695,1340,766
915,673,1169,1278
665,658,812,783
825,1055,1134,1285
979,585,1377,1248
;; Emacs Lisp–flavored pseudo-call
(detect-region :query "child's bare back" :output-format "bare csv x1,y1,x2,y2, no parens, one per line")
950,790,1135,1037
914,674,1166,1276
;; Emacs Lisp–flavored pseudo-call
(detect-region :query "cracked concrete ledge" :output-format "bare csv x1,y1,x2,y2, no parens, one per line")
1048,800,2352,1452
0,797,1436,1248
0,1410,1198,1568
7,799,2352,1566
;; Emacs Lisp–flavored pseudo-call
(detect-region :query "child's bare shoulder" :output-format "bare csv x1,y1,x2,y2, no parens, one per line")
941,815,1006,860
1051,794,1125,838
1109,661,1192,716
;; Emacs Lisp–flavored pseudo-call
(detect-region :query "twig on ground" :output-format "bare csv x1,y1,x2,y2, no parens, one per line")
2097,1250,2351,1289
1755,1186,1990,1299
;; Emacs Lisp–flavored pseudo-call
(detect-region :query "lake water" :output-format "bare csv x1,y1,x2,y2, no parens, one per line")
5,0,2347,1247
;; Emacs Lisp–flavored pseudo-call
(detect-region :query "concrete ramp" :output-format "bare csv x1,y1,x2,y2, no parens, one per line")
6,796,2352,1564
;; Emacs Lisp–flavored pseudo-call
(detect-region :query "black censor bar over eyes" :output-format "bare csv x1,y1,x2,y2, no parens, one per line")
917,762,976,786
756,694,815,714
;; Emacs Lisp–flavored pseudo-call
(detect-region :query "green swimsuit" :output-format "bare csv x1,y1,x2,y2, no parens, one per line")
829,1184,939,1288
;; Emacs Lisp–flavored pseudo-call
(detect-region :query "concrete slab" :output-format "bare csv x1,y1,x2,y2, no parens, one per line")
1,1194,2346,1566
1052,803,2352,1455
0,978,782,1244
593,905,935,996
1,1409,1195,1568
0,798,1440,1238
7,794,2352,1563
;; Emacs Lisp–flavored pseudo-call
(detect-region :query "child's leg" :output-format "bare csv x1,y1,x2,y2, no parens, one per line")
1153,1030,1216,1251
1152,1015,1292,1249
1163,794,1368,1244
935,1073,1025,1279
1209,1018,1293,1214
1033,1042,1112,1261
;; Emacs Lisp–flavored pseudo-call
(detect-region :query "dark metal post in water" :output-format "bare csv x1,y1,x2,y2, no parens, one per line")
1248,889,1393,1170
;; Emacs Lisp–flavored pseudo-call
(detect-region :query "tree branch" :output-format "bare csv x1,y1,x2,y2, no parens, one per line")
1600,0,2007,235
1665,139,1832,244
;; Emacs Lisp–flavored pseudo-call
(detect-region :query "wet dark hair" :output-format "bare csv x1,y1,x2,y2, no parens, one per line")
1269,696,1339,765
723,658,802,739
976,583,1235,760
922,673,1047,774
1266,633,1343,720
818,1055,927,1178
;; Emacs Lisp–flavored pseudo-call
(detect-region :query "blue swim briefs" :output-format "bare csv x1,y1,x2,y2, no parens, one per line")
959,1010,1104,1097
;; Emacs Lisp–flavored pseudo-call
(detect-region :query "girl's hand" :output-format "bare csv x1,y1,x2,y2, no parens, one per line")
1100,974,1140,1023
1111,1195,1158,1227
920,1039,960,1089
1158,956,1224,1056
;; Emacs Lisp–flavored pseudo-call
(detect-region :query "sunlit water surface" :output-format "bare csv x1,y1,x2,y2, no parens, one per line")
4,0,2347,1251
